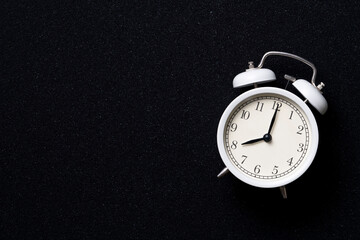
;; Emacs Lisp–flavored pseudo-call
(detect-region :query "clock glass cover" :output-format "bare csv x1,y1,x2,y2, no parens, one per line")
224,93,312,181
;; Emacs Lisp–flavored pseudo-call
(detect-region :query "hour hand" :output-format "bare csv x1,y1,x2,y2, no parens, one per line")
241,137,264,145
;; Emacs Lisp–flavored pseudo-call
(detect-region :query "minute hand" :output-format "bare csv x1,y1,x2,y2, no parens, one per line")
267,104,279,134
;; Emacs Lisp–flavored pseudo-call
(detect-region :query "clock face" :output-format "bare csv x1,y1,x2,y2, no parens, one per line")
217,87,318,188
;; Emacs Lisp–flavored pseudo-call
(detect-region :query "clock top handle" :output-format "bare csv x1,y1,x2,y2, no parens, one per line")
257,51,328,115
257,51,318,87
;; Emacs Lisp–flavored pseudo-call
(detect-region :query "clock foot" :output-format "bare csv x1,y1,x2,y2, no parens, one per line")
279,186,287,199
217,167,229,178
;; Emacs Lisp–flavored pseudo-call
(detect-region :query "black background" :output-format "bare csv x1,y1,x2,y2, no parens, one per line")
2,1,360,239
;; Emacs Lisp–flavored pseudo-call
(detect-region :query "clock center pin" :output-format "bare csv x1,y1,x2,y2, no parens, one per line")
263,133,272,142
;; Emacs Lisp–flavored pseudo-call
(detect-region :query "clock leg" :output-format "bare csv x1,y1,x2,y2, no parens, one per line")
279,186,287,199
217,167,229,178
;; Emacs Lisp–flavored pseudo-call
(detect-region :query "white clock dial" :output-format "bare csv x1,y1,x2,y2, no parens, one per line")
225,95,310,179
217,87,319,188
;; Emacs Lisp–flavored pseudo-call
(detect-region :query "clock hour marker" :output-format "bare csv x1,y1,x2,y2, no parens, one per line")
272,166,279,174
254,165,261,174
289,110,294,119
231,140,238,149
230,123,237,132
272,101,282,110
297,143,304,152
255,102,264,111
241,155,248,164
240,110,250,120
297,125,304,134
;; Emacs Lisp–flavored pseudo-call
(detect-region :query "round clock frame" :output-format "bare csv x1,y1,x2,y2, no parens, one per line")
217,87,319,188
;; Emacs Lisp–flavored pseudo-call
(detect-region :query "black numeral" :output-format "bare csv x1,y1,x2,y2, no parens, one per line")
297,143,304,152
240,110,250,120
241,155,248,164
289,111,294,120
255,102,264,112
287,157,293,166
272,166,279,174
272,101,282,111
230,123,237,132
297,125,304,135
254,165,261,174
231,140,238,149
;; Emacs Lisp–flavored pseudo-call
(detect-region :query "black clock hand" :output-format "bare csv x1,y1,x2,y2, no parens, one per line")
267,103,280,134
241,137,264,145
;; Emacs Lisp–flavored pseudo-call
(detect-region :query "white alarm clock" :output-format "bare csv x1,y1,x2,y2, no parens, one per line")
217,51,328,198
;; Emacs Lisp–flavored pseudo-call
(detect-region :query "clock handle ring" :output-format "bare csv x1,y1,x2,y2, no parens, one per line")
257,51,317,87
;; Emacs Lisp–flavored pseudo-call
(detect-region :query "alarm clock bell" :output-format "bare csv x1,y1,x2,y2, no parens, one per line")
233,62,276,88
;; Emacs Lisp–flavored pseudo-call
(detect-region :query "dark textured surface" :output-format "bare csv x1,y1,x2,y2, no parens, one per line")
2,1,360,239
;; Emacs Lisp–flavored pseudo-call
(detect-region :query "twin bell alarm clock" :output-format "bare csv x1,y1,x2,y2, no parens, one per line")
216,51,328,198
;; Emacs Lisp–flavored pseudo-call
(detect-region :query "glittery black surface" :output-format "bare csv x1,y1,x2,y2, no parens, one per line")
2,1,360,239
